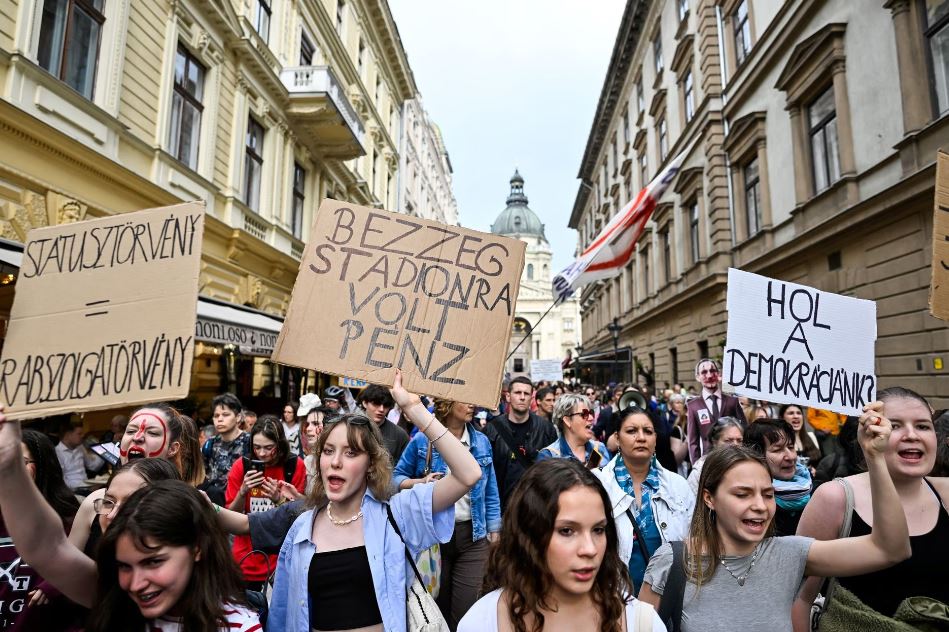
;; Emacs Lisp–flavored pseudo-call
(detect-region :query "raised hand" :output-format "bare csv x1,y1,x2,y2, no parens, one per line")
389,369,421,410
858,400,892,459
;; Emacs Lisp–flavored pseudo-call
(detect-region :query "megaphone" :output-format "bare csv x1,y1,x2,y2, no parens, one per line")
618,389,648,411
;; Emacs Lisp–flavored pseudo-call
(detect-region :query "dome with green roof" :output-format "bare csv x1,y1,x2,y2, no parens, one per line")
490,170,546,240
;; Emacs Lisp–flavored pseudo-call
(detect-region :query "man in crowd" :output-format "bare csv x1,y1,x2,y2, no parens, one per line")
55,420,103,490
100,414,128,444
535,386,556,423
322,386,345,413
686,358,746,463
202,392,250,504
484,376,557,507
592,384,625,441
357,384,409,464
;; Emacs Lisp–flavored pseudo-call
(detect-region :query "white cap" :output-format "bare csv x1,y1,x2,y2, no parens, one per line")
297,393,322,417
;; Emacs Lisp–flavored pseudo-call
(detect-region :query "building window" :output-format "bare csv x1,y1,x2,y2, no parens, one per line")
527,263,534,280
623,109,631,144
661,228,671,282
611,135,618,173
678,0,689,21
653,32,664,75
513,358,524,373
642,245,651,296
292,163,305,239
743,157,762,236
682,70,694,122
670,347,679,385
923,0,949,114
244,116,265,212
689,201,700,263
658,116,668,162
168,45,205,170
300,33,315,65
734,0,752,66
357,39,366,74
639,152,649,188
336,0,345,34
564,318,574,332
808,86,840,193
37,0,105,100
636,77,645,116
252,0,271,43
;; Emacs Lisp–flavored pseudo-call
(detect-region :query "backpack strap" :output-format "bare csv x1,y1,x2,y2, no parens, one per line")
625,508,652,564
657,541,687,632
819,478,855,612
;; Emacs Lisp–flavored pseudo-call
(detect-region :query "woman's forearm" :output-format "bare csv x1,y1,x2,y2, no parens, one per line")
227,490,246,512
866,455,910,561
404,404,480,487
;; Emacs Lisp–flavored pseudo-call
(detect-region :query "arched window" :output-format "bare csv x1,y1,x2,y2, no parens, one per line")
527,263,534,280
543,264,549,278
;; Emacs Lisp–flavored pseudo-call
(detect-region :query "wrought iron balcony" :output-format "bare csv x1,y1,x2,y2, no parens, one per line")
281,66,366,159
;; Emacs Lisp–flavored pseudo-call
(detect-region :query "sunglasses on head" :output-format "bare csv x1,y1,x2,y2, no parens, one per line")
324,416,370,427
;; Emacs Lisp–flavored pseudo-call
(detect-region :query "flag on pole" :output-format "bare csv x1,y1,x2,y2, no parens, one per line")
552,152,687,304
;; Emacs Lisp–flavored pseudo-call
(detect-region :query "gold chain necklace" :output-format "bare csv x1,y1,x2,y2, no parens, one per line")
326,502,363,526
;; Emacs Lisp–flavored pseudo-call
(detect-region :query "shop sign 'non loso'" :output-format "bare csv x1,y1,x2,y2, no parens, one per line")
0,203,204,419
194,318,278,357
273,199,526,408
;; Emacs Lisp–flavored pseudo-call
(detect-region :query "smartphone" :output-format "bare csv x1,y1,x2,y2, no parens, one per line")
586,450,603,470
249,459,266,473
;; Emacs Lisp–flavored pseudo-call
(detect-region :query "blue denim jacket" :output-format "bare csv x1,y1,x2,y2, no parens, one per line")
268,484,453,632
393,423,501,540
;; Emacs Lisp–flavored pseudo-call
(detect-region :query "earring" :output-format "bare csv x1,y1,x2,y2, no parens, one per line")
709,509,716,522
367,471,374,481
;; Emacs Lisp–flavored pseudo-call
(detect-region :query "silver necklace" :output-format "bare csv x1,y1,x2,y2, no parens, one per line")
720,543,761,586
326,502,363,526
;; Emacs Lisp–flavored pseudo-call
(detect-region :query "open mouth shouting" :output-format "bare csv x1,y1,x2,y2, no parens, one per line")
897,448,924,464
741,518,767,535
326,474,346,493
126,447,146,460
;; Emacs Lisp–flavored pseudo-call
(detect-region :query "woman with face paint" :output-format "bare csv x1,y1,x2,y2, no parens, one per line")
68,404,201,554
0,409,260,631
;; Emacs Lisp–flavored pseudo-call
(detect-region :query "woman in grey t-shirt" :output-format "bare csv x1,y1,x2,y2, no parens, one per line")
639,401,909,631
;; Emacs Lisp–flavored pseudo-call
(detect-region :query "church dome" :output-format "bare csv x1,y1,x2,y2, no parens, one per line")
490,170,546,239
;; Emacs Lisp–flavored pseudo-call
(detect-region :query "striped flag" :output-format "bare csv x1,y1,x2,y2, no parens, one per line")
553,152,686,304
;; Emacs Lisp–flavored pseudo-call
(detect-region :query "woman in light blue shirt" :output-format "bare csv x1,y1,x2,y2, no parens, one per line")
269,370,482,632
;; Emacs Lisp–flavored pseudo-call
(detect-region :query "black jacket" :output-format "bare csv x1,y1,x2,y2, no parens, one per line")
483,412,557,508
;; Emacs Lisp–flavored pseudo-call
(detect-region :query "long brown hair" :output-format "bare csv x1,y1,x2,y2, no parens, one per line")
687,445,773,587
306,413,394,506
483,459,631,632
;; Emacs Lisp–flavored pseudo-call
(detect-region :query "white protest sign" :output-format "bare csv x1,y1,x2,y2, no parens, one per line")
530,359,564,383
723,268,876,416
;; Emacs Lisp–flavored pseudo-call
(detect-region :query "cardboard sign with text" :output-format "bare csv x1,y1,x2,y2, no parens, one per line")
272,199,525,408
530,359,564,383
723,268,877,416
0,203,205,419
930,150,949,321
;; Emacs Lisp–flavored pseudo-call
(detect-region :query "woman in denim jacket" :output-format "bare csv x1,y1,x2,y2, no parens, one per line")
269,371,481,632
593,406,695,595
394,398,501,630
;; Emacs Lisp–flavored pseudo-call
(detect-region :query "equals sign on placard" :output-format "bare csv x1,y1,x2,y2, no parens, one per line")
85,300,110,317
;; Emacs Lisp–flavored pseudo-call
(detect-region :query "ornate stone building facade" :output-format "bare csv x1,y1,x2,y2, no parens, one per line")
571,0,949,405
0,0,452,420
492,171,581,381
398,96,458,225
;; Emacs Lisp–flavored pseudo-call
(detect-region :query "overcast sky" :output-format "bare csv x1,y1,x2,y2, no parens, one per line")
388,0,625,273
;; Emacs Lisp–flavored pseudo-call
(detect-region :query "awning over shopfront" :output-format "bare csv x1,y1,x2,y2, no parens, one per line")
576,346,632,364
0,238,22,268
195,296,283,357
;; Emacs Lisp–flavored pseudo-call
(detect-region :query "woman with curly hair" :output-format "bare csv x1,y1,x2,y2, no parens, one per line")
459,458,664,632
268,370,481,632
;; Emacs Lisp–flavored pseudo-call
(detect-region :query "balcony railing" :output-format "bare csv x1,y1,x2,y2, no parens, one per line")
281,66,366,159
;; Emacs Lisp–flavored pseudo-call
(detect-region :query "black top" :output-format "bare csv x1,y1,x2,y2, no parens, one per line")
84,517,103,558
484,412,557,507
308,546,382,629
773,505,803,537
838,479,949,616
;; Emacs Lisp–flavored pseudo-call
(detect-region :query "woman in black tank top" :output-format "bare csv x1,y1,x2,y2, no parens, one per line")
794,387,949,625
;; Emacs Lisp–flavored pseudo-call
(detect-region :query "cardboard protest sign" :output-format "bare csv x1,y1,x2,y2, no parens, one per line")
530,358,564,383
930,150,949,321
0,203,204,419
272,199,525,408
723,268,876,416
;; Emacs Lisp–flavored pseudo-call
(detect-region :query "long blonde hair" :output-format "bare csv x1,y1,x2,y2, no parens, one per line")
306,414,394,506
687,445,773,587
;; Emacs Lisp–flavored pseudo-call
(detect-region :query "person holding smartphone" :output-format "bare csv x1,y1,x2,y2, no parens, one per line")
226,415,306,591
537,394,611,469
592,406,695,595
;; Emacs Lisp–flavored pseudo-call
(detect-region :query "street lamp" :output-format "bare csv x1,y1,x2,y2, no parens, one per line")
606,317,622,384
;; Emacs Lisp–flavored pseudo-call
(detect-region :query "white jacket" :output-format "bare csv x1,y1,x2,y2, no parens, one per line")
595,455,695,566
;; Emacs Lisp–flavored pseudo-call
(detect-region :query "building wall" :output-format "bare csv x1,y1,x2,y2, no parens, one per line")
0,0,430,417
398,96,459,225
570,0,949,406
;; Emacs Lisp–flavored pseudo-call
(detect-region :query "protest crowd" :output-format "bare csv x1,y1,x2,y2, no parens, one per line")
0,355,946,632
